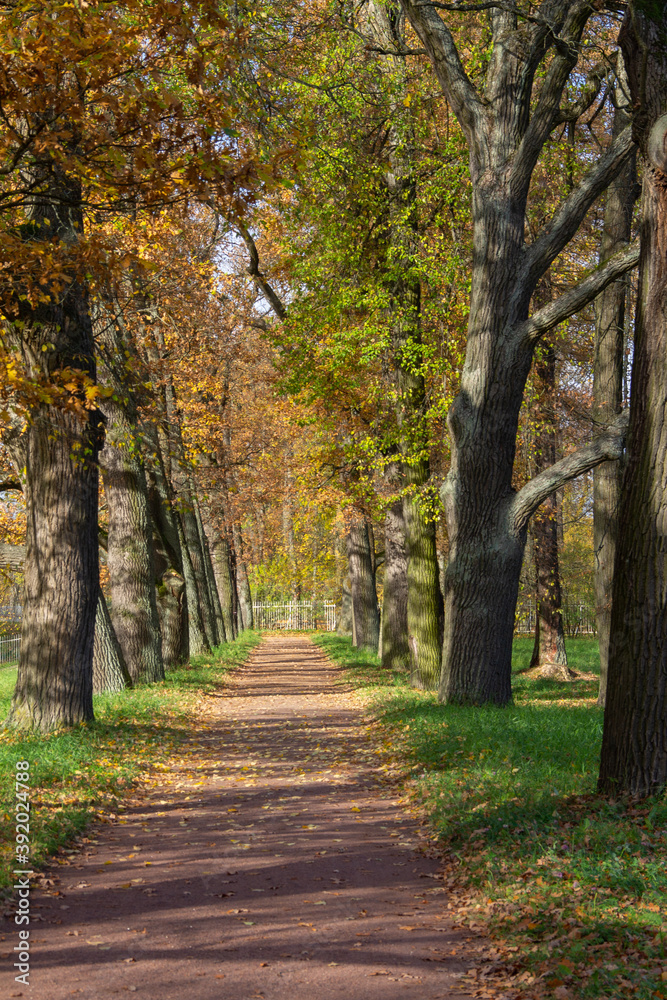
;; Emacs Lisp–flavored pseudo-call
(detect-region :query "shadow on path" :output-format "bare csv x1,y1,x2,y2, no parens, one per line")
1,636,481,1000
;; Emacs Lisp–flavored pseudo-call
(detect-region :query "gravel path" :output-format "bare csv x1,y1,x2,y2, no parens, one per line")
2,635,480,999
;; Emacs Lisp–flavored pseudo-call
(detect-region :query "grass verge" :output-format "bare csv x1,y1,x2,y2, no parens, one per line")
315,633,667,1000
0,631,261,900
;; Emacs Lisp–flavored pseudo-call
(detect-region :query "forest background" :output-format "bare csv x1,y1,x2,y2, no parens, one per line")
0,0,664,799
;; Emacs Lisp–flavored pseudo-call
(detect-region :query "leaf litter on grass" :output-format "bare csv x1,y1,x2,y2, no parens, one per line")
314,634,667,1000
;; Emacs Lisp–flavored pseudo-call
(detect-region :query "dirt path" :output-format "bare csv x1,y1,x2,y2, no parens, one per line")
2,636,483,999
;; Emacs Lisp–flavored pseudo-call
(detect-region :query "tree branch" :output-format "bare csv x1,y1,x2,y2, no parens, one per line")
519,123,636,290
510,0,597,197
515,240,640,345
399,0,487,147
553,56,612,126
510,411,629,534
0,478,22,491
236,222,287,321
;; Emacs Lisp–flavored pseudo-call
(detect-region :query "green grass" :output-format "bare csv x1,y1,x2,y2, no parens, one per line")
0,631,261,898
315,634,667,1000
512,635,602,675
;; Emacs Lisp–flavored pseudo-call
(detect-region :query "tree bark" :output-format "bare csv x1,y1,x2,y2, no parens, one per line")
337,578,353,635
529,342,571,679
193,485,226,644
98,340,164,684
93,590,132,695
232,522,254,630
347,516,380,654
144,425,191,664
5,168,101,731
155,566,186,668
381,499,409,671
200,498,236,641
598,5,667,797
594,60,637,706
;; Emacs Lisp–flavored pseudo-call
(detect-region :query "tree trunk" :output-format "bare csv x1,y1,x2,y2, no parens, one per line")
381,499,409,671
178,515,211,655
598,5,667,798
93,590,132,695
99,401,164,685
96,305,164,684
347,516,380,654
363,1,443,688
193,486,226,644
232,523,254,630
5,169,101,731
155,567,186,668
337,578,353,635
200,500,236,641
594,60,637,706
529,342,571,679
151,325,218,649
404,480,442,688
144,427,190,664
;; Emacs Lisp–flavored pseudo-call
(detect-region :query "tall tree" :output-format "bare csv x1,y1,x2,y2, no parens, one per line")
400,0,640,704
598,3,667,798
381,497,410,672
347,515,381,654
97,308,164,684
4,168,102,730
362,1,443,687
529,341,571,678
593,59,637,706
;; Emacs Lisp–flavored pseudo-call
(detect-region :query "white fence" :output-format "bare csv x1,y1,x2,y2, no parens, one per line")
252,601,337,632
515,601,597,637
0,635,20,664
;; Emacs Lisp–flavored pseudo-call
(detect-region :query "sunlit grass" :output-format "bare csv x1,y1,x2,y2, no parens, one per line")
316,633,667,1000
0,631,261,897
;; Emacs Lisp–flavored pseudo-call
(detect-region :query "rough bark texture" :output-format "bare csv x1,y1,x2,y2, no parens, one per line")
404,485,442,688
5,170,101,731
594,62,637,706
99,394,164,685
347,517,380,654
337,579,353,636
155,567,186,668
93,590,132,695
178,515,210,655
200,500,236,641
232,523,254,631
529,342,571,679
598,5,667,797
144,430,190,665
399,0,638,705
381,500,410,671
193,487,226,644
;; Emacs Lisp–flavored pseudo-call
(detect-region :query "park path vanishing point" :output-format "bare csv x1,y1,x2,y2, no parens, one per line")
2,635,486,1000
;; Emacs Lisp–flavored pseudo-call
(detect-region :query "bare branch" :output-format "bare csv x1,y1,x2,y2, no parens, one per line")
400,0,486,146
519,124,636,290
510,410,629,534
515,240,640,345
553,56,612,126
510,1,595,195
235,222,287,321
